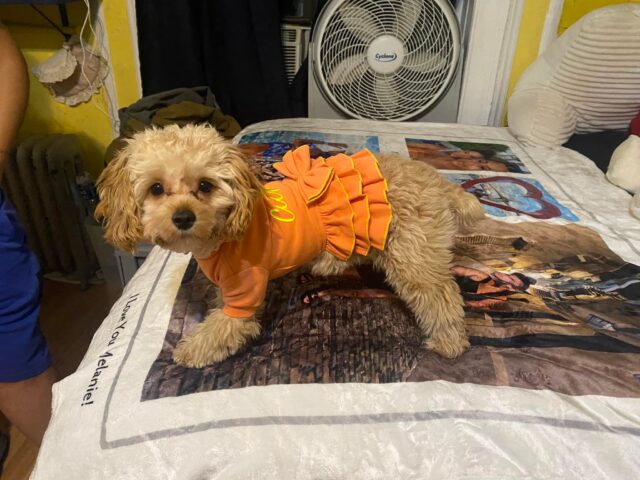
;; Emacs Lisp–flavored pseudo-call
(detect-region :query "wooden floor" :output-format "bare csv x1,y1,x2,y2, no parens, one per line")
1,280,121,480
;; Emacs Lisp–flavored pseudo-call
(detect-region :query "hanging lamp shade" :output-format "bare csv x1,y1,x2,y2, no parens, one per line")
32,36,108,106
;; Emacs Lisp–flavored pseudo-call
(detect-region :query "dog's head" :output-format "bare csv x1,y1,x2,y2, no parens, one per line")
95,124,262,257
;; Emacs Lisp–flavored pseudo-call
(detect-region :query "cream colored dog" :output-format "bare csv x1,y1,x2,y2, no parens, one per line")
95,124,484,367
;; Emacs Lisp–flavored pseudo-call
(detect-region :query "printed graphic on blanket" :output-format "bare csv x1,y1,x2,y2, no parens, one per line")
447,173,579,221
142,219,640,401
237,131,380,182
406,138,530,174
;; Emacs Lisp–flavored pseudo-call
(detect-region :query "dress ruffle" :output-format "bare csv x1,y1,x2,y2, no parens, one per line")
274,145,392,261
275,146,354,260
324,153,371,256
351,149,392,252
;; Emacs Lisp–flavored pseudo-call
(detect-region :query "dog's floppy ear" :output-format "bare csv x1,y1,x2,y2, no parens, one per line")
95,148,143,253
223,145,263,240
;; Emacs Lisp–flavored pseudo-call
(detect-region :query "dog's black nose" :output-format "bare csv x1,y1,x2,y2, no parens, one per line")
172,210,196,230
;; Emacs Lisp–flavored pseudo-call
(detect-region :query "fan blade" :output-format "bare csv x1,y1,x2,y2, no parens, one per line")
404,48,449,74
327,55,369,86
394,0,422,43
339,4,380,44
374,75,400,109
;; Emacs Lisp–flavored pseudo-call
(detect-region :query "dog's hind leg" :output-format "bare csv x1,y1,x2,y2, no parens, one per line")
375,209,469,358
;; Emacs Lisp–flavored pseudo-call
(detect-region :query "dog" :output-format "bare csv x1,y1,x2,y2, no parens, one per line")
95,124,484,368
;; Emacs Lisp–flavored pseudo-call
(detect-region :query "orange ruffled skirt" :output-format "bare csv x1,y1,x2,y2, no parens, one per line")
274,145,392,261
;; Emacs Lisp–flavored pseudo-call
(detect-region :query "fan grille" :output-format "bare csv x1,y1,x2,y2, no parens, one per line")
313,0,460,121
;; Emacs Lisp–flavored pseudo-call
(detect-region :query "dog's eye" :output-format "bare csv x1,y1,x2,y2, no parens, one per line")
198,180,214,193
149,183,164,196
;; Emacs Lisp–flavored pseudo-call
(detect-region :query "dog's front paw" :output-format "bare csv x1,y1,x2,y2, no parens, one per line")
172,310,261,368
426,332,470,359
172,336,234,368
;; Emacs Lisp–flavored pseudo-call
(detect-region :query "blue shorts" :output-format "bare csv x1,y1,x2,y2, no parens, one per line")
0,189,51,382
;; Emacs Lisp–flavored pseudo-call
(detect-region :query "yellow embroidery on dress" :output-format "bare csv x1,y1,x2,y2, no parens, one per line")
265,187,296,223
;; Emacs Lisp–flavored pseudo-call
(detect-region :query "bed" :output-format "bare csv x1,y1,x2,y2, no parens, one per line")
31,119,640,479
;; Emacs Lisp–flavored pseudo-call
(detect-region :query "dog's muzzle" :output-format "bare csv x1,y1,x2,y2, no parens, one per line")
172,209,196,230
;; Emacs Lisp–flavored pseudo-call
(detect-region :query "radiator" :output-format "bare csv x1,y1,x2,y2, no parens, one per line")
2,134,98,288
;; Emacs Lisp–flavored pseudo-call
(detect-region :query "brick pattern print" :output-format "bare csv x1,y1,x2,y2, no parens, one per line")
142,264,422,400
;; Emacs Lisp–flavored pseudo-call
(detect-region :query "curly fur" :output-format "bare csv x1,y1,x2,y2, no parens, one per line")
96,124,262,258
94,150,143,253
173,309,261,368
95,124,484,367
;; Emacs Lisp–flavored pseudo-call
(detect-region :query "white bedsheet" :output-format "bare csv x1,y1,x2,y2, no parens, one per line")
31,120,640,479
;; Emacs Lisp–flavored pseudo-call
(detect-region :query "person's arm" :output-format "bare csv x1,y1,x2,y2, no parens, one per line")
0,25,29,181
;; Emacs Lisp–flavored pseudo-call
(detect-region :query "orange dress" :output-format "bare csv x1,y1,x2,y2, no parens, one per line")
196,145,392,318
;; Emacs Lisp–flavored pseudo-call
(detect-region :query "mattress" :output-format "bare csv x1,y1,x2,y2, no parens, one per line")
31,119,640,479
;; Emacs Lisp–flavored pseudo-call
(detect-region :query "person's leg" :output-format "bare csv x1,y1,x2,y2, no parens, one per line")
0,412,8,436
0,367,56,445
1,188,54,445
0,412,8,474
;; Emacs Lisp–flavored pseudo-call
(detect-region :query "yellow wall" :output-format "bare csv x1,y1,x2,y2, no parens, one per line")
503,0,550,124
101,1,141,109
0,1,140,178
558,0,640,34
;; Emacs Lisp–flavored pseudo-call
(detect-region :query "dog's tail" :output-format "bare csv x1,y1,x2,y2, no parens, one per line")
454,191,485,229
445,182,485,229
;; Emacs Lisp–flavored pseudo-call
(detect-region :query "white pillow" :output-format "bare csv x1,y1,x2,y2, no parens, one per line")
631,193,640,220
607,135,640,194
508,4,640,147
